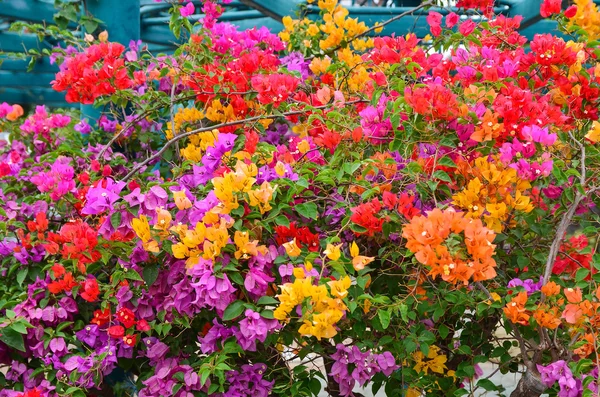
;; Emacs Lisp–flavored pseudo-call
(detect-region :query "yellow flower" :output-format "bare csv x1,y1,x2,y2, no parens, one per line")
154,208,172,234
247,181,275,214
172,242,190,259
132,215,152,242
234,231,260,260
282,16,295,31
350,241,374,270
413,345,447,374
283,238,302,257
173,190,192,210
585,120,600,143
324,243,342,261
327,276,351,298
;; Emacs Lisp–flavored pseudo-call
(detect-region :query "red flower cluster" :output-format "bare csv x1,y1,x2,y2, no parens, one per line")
350,199,385,236
274,222,320,251
48,264,77,295
251,73,300,106
44,221,101,273
26,212,49,234
91,308,111,326
540,0,561,17
18,389,42,397
553,235,593,276
404,83,460,121
382,191,421,219
80,277,100,302
52,43,133,104
456,0,494,13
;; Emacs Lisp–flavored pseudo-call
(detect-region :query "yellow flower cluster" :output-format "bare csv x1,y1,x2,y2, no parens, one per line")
206,99,236,123
568,0,600,41
170,218,230,267
279,0,371,52
164,107,224,162
274,264,351,340
412,345,448,374
452,157,533,232
165,107,204,140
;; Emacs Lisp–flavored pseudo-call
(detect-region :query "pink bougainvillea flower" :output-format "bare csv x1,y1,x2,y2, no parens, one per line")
427,11,443,37
180,2,195,17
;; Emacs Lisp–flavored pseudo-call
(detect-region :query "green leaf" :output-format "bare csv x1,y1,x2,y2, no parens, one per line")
296,202,318,220
16,268,27,286
123,270,144,282
476,379,498,391
11,322,27,335
378,309,391,330
257,296,279,306
200,369,211,387
437,156,457,168
111,211,122,230
222,300,245,321
0,326,25,352
575,268,590,283
432,170,452,183
274,215,290,227
438,324,449,339
142,264,160,286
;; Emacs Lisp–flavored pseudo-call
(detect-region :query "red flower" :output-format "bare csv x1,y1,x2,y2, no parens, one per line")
136,319,151,332
540,0,561,17
52,42,133,104
446,12,459,28
108,325,125,339
382,191,398,210
116,307,136,328
80,277,100,302
48,272,78,295
26,212,48,233
19,389,42,397
350,199,385,236
459,20,477,36
122,333,137,347
57,220,102,273
51,263,66,279
564,5,577,18
244,129,259,154
0,162,10,177
91,308,111,326
250,73,299,106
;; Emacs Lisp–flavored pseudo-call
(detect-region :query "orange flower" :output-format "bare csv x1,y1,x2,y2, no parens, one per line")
561,303,583,324
6,104,24,121
541,281,560,297
403,209,496,285
504,291,530,325
564,287,582,304
573,333,595,357
533,307,561,329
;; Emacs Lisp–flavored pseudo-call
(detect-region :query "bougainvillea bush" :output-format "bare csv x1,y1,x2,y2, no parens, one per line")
2,0,600,396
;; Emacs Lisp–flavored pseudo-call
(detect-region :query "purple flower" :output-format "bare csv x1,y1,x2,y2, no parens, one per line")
234,309,279,351
74,119,92,134
508,276,543,295
144,185,168,211
82,178,126,215
76,324,100,347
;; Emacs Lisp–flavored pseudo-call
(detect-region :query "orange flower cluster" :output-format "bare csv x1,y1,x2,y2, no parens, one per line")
505,282,600,357
504,291,530,325
402,208,497,285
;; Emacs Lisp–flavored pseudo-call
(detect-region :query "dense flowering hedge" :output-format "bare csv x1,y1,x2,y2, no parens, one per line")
2,0,600,396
